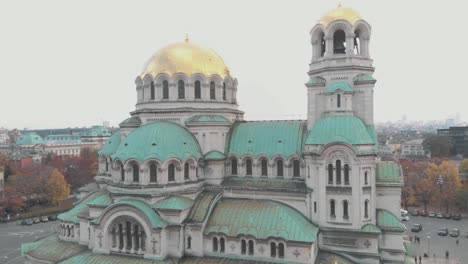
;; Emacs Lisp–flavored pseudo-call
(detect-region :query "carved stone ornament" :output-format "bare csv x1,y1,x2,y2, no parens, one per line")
206,167,213,176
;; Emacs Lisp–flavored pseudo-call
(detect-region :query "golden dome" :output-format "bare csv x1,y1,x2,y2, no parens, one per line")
319,4,362,28
140,39,231,78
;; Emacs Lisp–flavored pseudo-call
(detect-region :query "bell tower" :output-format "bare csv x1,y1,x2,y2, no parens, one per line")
306,4,376,131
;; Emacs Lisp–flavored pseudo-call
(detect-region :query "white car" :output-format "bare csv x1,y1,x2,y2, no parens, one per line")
401,209,410,221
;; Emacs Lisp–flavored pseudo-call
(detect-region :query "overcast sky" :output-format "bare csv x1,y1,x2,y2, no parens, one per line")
0,0,466,129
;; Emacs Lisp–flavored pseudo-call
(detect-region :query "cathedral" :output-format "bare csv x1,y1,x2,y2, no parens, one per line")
22,5,413,264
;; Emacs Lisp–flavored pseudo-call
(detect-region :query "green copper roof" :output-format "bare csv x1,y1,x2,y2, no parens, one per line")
87,191,112,207
98,199,167,228
99,130,121,157
353,74,376,82
376,161,403,186
58,191,104,223
59,251,170,264
204,150,226,160
326,82,353,93
305,115,375,146
83,126,111,137
119,116,142,128
153,196,194,211
205,198,318,243
376,209,404,232
111,121,202,163
316,251,355,264
78,182,98,193
222,177,308,193
186,191,221,223
185,115,231,126
360,223,381,234
21,235,87,263
16,132,44,145
227,121,306,159
305,77,326,86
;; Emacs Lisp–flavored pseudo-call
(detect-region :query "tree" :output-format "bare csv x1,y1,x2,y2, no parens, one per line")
455,190,468,212
414,178,436,212
459,159,468,173
80,147,98,160
422,136,453,157
46,169,70,204
402,175,417,210
425,161,462,213
4,164,12,182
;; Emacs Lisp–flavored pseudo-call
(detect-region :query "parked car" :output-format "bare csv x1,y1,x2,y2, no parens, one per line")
21,219,33,226
444,213,452,219
420,211,428,217
40,216,48,222
401,211,410,221
48,215,58,221
436,213,444,219
411,224,423,232
449,229,460,237
410,210,420,216
438,228,449,236
32,217,40,224
428,211,436,217
453,214,462,220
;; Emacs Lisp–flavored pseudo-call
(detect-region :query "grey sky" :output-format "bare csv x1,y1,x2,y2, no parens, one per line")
0,0,466,129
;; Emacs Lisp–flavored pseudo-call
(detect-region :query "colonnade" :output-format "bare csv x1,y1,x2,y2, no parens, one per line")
111,221,146,254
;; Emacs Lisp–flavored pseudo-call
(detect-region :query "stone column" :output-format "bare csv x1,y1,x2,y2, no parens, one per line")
123,227,127,252
138,231,145,254
131,225,136,253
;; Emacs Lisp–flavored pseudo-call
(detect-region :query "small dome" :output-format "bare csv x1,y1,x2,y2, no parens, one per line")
111,121,202,163
140,38,231,78
319,4,362,28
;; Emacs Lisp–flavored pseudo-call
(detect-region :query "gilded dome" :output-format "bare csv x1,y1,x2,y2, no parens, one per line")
140,38,231,78
319,4,362,28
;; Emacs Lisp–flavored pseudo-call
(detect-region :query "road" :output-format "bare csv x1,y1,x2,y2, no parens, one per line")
0,220,57,264
404,214,468,264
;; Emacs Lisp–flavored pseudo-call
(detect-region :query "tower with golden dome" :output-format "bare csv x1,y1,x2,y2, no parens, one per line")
22,5,411,264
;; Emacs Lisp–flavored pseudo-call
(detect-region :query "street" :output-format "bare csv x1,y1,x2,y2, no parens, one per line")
404,214,468,264
0,221,57,264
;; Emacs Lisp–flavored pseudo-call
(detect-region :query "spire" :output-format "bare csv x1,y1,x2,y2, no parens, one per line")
338,2,342,8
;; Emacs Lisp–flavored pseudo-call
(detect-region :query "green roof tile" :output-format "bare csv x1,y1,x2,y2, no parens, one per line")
316,251,356,264
87,191,112,207
99,130,121,157
376,208,404,232
186,191,221,223
376,161,403,186
221,177,308,193
83,126,111,137
205,198,318,243
22,235,87,262
326,82,353,93
97,199,167,228
227,121,306,159
119,116,142,128
360,223,381,234
185,115,231,126
353,74,376,82
153,196,194,211
16,132,44,145
59,251,171,264
78,182,98,193
58,190,104,223
204,150,226,160
305,77,326,86
305,115,375,146
111,121,202,163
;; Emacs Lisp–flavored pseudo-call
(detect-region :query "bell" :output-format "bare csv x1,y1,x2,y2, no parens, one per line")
333,40,346,54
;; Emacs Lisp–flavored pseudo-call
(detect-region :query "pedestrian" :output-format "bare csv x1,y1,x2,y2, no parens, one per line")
456,239,459,245
446,250,449,258
419,256,421,264
414,256,417,262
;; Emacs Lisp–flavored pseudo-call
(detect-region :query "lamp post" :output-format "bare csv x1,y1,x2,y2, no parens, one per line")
427,236,431,256
436,175,444,211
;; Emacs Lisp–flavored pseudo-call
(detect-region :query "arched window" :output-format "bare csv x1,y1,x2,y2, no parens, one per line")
162,80,169,99
231,159,238,175
270,242,276,257
248,240,254,255
118,224,123,249
261,159,268,176
210,81,216,99
120,163,125,182
184,163,190,180
150,163,157,183
330,200,336,217
343,200,349,219
222,82,226,100
336,160,342,184
150,81,155,100
293,160,300,177
178,80,185,99
168,164,175,182
276,160,284,177
314,201,317,213
187,236,192,249
328,164,333,184
320,32,326,57
194,80,201,99
333,30,346,54
132,164,139,182
212,237,218,252
354,30,361,55
246,159,252,176
364,200,369,218
220,237,225,253
105,158,108,172
278,243,284,258
344,164,350,185
364,171,368,185
241,239,247,255
337,94,341,108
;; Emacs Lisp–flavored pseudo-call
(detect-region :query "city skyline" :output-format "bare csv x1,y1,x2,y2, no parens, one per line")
1,0,467,129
